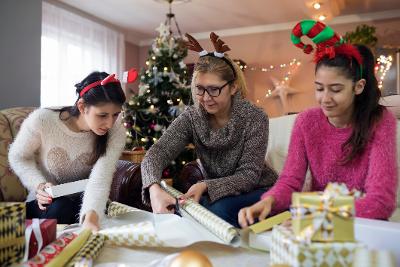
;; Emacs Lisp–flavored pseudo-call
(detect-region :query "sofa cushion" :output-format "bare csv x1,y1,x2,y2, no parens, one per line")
0,107,35,201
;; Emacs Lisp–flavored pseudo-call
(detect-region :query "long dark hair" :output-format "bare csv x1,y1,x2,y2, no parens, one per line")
316,44,383,163
54,71,126,163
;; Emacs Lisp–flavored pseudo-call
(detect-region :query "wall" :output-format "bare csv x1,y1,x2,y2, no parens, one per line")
125,41,140,101
0,0,42,109
136,18,400,117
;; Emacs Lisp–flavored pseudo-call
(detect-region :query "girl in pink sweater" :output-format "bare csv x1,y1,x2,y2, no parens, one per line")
239,20,398,228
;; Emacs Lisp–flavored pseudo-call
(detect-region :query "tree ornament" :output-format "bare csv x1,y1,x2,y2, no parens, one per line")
154,124,163,132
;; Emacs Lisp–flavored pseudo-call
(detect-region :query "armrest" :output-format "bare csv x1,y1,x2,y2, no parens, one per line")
109,160,151,211
175,160,204,193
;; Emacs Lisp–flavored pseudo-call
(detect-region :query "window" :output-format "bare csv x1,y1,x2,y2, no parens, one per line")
41,2,125,107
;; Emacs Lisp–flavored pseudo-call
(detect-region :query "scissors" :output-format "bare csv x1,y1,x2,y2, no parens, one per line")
174,197,182,217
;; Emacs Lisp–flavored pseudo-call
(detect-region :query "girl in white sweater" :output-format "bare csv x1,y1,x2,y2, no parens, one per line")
9,71,126,232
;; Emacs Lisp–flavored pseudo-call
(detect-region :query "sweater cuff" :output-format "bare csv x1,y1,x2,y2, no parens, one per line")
141,178,161,205
204,179,225,203
29,177,48,193
261,190,288,215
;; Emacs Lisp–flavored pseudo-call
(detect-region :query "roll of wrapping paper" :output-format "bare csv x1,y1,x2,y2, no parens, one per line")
107,201,140,217
160,181,239,244
45,229,91,267
66,234,105,267
22,232,77,267
99,221,164,247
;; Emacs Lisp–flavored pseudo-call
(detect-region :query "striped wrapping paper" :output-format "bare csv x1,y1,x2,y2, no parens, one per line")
66,234,106,267
160,181,239,244
99,221,164,247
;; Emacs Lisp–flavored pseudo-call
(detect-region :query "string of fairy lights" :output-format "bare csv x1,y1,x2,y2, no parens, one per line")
233,58,302,102
233,54,393,104
375,55,393,90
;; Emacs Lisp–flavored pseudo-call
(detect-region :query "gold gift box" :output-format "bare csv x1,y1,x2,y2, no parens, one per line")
0,202,26,266
291,191,355,242
270,225,364,267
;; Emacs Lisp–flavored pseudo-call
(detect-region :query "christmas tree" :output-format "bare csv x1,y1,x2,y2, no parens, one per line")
123,21,195,179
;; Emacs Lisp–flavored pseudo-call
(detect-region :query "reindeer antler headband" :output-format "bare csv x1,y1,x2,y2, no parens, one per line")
185,32,237,79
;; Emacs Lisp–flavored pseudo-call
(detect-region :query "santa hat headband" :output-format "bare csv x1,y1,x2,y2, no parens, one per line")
79,74,121,97
185,32,237,79
291,20,363,78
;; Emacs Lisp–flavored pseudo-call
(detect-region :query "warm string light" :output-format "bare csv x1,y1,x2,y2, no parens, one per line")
247,58,301,73
375,55,393,90
265,59,301,98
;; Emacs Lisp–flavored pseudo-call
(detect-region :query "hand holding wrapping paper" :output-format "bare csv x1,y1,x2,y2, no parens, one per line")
98,183,240,248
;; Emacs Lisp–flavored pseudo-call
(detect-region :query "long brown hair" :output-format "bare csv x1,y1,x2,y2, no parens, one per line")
52,71,126,164
316,45,383,163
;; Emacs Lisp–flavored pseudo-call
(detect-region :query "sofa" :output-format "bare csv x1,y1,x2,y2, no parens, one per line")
177,111,400,222
2,106,399,221
0,107,148,210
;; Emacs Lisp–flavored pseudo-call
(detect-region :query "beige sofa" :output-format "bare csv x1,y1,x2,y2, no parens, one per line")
265,112,400,222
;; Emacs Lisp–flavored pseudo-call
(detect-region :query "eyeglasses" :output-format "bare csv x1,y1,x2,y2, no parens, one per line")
195,80,234,97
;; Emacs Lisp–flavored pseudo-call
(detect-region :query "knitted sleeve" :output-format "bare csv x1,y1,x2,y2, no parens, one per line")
355,110,398,219
8,109,47,192
205,111,274,202
141,110,193,204
261,112,309,213
79,116,126,223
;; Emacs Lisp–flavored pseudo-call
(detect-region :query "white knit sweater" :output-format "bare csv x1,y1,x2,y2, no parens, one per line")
8,108,125,222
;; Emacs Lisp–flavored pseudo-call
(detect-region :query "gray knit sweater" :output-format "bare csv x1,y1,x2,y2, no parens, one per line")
141,93,278,204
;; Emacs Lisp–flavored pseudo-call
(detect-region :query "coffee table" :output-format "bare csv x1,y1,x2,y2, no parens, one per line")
95,242,270,267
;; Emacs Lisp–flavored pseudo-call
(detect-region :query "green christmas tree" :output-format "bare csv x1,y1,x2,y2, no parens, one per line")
123,21,195,179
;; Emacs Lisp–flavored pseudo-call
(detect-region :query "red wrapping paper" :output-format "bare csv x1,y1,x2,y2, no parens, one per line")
22,232,77,267
26,219,57,259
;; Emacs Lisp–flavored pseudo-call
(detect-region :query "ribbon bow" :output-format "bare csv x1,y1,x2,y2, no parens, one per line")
24,219,45,261
290,183,360,243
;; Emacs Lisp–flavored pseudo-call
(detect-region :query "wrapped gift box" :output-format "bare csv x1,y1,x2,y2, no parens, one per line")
22,232,77,267
0,202,26,266
291,183,356,242
248,211,291,252
26,219,57,259
270,225,364,267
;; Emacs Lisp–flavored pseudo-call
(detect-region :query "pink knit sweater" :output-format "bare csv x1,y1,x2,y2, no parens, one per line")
262,107,398,219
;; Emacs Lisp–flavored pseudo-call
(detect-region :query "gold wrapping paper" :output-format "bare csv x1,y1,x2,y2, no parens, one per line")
45,229,91,267
270,225,364,267
160,181,239,244
99,222,164,247
66,234,105,267
0,202,25,267
291,183,356,242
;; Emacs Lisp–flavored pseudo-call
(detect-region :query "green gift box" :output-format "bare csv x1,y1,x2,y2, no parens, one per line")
270,225,365,267
0,202,26,267
291,183,356,243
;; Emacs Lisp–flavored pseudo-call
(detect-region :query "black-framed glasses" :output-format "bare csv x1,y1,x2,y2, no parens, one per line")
195,80,234,97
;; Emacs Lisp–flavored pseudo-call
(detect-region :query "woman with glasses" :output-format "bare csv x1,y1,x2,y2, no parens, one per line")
141,32,277,227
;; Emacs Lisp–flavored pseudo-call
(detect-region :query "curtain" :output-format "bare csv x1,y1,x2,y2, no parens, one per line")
41,1,125,107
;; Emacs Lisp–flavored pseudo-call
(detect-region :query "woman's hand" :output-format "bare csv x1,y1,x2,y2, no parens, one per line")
82,210,100,233
149,183,177,213
238,195,275,228
36,182,53,210
182,182,208,203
